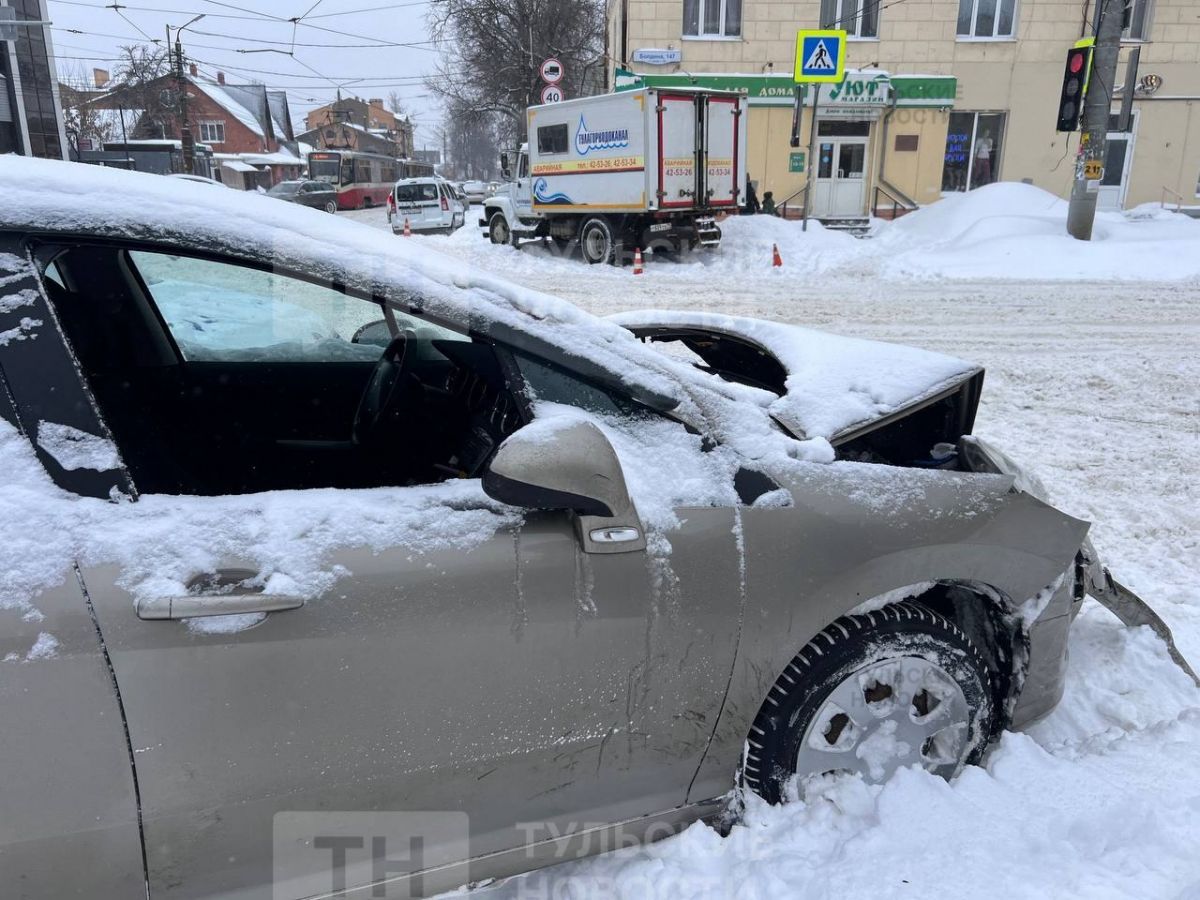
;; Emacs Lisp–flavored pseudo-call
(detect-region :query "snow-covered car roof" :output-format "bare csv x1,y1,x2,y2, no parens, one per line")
0,158,693,410
0,158,979,456
608,310,982,442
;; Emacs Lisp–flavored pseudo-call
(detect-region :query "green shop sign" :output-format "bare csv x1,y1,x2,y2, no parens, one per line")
788,151,806,173
614,68,956,109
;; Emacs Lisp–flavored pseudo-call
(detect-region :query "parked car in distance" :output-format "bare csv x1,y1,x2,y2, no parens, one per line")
461,179,489,203
265,179,339,213
386,177,465,235
167,173,227,188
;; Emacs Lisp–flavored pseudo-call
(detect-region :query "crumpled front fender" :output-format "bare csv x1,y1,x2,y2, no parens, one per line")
1081,539,1200,687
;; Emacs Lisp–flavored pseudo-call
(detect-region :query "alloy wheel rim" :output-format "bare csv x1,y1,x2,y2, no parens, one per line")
795,656,970,786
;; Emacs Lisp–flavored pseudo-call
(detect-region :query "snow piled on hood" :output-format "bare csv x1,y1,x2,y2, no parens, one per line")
607,310,979,440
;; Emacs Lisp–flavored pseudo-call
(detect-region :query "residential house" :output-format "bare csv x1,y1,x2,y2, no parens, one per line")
304,96,415,159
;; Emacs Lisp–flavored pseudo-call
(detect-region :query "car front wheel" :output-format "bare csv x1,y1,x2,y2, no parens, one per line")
743,602,995,804
324,200,337,214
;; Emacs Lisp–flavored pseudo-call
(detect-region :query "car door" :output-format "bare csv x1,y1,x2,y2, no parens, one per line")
0,239,153,898
31,242,745,898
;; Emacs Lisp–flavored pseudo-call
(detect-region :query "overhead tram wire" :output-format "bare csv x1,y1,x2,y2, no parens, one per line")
54,0,285,23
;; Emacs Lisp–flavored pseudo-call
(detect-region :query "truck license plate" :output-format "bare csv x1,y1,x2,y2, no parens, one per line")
650,223,672,233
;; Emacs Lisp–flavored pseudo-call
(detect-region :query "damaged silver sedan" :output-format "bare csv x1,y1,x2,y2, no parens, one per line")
0,159,1190,899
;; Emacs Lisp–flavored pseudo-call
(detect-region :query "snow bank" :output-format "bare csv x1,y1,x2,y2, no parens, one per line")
876,182,1200,282
393,182,1200,284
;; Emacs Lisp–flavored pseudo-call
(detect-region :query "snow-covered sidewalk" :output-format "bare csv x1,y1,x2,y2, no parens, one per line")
348,186,1200,899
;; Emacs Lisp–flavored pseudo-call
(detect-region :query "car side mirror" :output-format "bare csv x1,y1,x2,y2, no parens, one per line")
500,152,511,180
483,420,646,554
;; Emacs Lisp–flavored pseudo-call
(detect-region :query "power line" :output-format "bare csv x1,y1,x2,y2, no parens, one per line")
189,27,438,50
51,0,282,23
306,0,432,16
198,0,288,20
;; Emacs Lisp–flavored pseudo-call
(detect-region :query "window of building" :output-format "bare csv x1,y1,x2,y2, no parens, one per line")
199,121,226,143
956,0,1017,39
820,0,879,39
942,111,1006,192
1123,0,1153,40
536,124,569,155
683,0,742,38
12,0,63,159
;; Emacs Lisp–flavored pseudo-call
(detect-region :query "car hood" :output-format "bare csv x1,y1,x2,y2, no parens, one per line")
608,310,983,443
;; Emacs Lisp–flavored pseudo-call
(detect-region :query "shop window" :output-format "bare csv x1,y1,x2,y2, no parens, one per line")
820,0,879,39
1123,0,1153,40
683,0,742,38
942,112,1006,192
199,121,226,144
957,0,1017,39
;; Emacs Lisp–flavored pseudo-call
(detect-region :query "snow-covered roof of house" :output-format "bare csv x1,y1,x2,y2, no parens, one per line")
193,79,267,139
217,159,259,173
266,90,293,141
241,150,302,166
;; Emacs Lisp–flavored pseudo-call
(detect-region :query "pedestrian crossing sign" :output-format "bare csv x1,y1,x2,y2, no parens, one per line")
794,29,847,83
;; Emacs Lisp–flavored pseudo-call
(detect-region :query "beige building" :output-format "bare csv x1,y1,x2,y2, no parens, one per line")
607,0,1200,218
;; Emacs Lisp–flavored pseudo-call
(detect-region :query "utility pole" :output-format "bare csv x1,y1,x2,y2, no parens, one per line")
167,14,204,176
1066,0,1124,240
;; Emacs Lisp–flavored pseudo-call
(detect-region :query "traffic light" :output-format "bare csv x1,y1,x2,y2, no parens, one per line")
1055,45,1092,132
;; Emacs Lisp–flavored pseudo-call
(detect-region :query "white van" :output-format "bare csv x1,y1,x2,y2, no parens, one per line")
387,178,465,235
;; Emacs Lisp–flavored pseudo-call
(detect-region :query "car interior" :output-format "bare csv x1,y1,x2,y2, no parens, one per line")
34,243,527,496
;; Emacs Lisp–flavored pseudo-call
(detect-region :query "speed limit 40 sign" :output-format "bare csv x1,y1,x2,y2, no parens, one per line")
540,84,564,104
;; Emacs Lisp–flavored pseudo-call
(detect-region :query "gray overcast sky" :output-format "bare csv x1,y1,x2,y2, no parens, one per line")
47,0,445,149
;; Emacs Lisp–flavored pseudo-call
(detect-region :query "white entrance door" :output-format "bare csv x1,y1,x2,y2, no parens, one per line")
1098,112,1137,211
812,137,868,217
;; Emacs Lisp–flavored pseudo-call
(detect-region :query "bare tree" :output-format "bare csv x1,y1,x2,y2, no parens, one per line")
386,91,407,119
58,65,115,154
111,44,174,139
427,0,605,147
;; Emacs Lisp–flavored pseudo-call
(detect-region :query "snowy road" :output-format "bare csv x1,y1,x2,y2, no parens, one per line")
346,202,1200,899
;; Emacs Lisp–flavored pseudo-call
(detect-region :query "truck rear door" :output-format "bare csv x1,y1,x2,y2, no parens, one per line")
705,96,741,209
657,93,700,210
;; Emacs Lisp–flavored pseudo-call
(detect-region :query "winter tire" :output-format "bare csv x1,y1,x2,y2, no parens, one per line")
744,602,995,804
489,212,513,246
324,200,337,214
579,217,619,265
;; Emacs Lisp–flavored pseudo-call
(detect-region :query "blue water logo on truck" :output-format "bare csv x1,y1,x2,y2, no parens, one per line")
575,117,630,155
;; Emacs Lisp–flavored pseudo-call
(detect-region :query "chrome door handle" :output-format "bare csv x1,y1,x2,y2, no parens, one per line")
137,594,304,620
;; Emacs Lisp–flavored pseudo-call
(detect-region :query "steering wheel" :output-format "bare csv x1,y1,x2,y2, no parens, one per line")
352,335,413,445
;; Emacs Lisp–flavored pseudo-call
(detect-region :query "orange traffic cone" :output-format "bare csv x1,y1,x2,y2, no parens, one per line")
632,246,644,275
772,242,783,267
403,217,412,237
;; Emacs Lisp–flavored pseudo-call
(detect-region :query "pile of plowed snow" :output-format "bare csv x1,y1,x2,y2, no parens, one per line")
404,183,1200,283
875,182,1200,281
